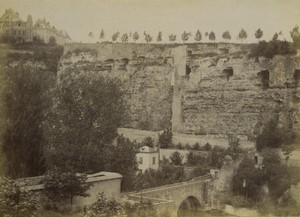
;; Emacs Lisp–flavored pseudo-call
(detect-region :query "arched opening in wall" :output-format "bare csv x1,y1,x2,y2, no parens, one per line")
187,50,192,57
104,59,115,65
178,196,201,217
219,48,229,54
294,69,300,86
118,58,129,70
186,65,192,76
222,67,233,81
257,70,269,89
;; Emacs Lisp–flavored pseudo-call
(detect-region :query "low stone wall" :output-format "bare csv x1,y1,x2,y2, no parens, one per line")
118,128,255,149
19,171,122,210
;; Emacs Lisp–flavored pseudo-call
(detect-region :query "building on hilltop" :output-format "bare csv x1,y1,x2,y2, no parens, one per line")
0,9,33,43
0,9,71,44
33,18,72,44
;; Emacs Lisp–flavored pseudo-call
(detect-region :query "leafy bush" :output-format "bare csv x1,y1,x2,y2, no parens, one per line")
227,135,241,153
186,151,207,166
176,143,184,150
189,166,209,179
203,142,212,151
256,118,296,151
141,137,155,148
124,201,157,217
170,151,184,165
192,142,200,150
42,170,89,208
158,129,172,148
0,176,38,217
134,166,186,190
85,193,127,217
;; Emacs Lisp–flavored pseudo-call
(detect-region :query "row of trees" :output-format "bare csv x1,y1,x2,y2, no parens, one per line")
88,27,296,43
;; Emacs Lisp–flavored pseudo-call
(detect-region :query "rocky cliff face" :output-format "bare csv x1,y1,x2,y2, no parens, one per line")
182,44,300,139
60,43,300,138
60,43,178,131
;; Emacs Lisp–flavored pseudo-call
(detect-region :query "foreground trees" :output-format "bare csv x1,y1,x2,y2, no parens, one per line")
232,150,292,205
0,176,38,217
2,54,57,178
44,72,126,172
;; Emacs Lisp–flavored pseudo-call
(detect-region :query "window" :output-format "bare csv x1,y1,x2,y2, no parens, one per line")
152,157,156,165
214,171,219,179
138,157,143,164
254,156,258,164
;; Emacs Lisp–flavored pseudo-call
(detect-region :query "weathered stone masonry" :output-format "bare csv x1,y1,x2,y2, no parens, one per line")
61,43,300,139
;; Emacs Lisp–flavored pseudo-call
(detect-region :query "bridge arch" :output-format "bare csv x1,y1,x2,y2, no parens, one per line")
178,196,202,216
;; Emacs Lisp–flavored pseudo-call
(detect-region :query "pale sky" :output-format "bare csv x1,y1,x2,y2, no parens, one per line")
0,0,299,43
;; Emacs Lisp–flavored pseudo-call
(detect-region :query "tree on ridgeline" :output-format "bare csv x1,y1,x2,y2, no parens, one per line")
238,28,248,42
209,31,216,42
181,31,192,43
99,29,105,42
169,34,176,42
290,25,300,49
121,33,129,43
222,30,231,42
272,32,279,41
194,30,202,42
132,31,139,42
145,33,153,43
112,32,120,42
157,31,162,42
255,28,264,40
88,32,94,42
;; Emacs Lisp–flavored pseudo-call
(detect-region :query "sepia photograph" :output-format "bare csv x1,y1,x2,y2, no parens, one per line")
0,0,300,216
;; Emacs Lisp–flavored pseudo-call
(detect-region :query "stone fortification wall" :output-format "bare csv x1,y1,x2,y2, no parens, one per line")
182,43,300,138
61,42,300,139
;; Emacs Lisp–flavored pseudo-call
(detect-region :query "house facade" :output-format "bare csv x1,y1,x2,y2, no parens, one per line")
136,146,159,172
0,9,71,44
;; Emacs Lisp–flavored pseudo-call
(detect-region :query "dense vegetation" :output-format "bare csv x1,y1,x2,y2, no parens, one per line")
249,40,296,58
0,176,38,217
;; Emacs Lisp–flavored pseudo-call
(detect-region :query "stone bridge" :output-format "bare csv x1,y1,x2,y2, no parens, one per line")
122,174,215,216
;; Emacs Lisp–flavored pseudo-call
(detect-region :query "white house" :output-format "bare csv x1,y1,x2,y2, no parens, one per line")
136,146,159,172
